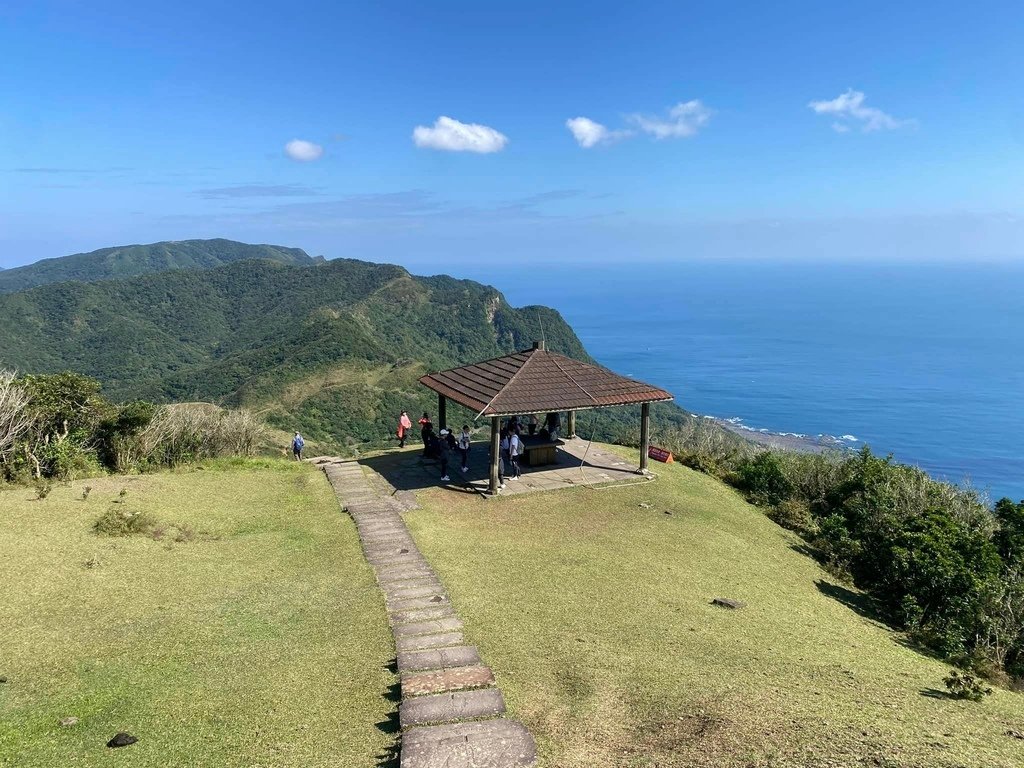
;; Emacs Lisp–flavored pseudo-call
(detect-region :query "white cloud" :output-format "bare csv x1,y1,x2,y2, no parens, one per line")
808,90,911,132
284,139,324,162
565,117,632,148
412,116,508,153
627,100,713,139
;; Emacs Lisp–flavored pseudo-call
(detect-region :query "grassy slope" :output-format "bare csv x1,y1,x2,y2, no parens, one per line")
405,446,1024,768
0,460,396,767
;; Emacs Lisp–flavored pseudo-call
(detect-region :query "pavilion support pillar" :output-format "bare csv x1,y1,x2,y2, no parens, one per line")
639,402,651,473
567,410,577,439
438,394,447,431
489,416,500,495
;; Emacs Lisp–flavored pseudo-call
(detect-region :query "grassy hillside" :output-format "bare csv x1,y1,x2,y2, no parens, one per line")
404,446,1024,767
0,238,318,294
0,255,698,450
0,459,396,767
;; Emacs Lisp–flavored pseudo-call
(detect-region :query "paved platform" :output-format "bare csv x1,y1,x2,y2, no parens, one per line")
359,436,653,497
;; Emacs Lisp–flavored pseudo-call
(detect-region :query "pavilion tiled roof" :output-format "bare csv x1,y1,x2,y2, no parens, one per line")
419,344,673,418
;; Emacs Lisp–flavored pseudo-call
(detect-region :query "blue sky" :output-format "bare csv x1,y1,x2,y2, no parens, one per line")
2,0,1022,269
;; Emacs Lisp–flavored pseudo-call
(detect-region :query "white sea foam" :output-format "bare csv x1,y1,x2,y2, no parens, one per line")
840,434,859,442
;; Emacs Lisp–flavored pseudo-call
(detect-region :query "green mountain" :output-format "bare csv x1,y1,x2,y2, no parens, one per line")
0,238,319,294
0,254,692,449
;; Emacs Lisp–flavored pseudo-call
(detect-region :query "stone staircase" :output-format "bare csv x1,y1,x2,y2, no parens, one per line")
317,458,538,768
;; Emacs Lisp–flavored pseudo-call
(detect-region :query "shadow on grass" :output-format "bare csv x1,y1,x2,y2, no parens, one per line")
814,580,892,628
374,661,401,768
919,687,954,700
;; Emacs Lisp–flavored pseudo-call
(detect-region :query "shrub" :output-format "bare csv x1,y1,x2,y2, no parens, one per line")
131,403,266,467
943,670,992,701
93,508,154,537
769,498,818,536
0,370,32,466
735,452,793,505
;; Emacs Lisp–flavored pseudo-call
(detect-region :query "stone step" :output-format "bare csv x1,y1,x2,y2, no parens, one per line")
395,631,464,653
378,568,437,586
389,605,455,627
386,594,449,612
392,617,463,639
370,553,426,569
384,584,445,602
399,688,505,729
382,577,445,594
401,665,495,697
400,719,537,768
397,645,480,674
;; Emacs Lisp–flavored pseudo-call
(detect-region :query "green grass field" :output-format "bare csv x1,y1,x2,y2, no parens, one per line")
404,446,1024,768
0,459,396,767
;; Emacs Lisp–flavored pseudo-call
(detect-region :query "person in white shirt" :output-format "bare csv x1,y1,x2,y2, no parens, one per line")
508,428,523,479
457,425,472,472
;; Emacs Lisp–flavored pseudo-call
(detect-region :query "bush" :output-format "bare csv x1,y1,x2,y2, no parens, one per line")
769,498,817,536
943,670,992,701
131,403,267,468
736,452,793,505
93,507,154,537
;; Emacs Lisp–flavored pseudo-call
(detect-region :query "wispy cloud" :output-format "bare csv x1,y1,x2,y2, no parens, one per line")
412,116,508,153
162,188,603,232
8,167,132,174
808,89,913,132
197,184,325,199
627,100,713,139
565,117,632,148
284,139,324,161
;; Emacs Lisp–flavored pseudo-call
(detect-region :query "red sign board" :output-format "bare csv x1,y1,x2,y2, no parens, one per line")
648,446,674,463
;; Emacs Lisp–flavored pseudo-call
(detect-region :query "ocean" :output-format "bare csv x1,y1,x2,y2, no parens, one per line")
454,260,1024,503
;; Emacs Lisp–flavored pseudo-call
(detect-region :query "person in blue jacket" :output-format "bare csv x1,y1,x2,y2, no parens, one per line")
292,432,305,460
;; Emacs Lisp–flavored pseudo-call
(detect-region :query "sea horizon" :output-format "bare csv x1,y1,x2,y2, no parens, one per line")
448,258,1024,504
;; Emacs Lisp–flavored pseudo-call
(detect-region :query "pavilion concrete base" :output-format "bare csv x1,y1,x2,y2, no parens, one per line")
356,437,655,498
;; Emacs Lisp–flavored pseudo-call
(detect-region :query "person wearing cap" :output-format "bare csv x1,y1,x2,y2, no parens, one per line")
292,432,305,460
438,428,451,481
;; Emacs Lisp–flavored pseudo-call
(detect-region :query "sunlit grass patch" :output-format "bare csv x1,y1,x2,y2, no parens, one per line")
0,459,395,767
405,444,1024,768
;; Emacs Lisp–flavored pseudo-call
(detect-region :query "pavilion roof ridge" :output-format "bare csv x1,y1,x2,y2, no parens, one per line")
419,344,672,418
472,346,541,418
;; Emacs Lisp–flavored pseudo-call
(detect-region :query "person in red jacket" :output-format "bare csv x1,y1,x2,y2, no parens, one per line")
397,411,413,448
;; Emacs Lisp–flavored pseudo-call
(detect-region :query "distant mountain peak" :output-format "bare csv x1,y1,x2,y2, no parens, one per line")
0,238,317,294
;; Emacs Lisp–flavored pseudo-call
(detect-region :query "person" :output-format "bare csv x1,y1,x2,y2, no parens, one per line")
498,428,511,488
418,412,432,455
528,413,538,436
424,424,438,458
457,424,471,472
292,432,305,460
437,428,451,481
397,411,413,448
545,412,561,441
508,427,523,480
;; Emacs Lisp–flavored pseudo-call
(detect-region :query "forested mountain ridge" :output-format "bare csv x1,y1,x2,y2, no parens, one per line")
0,238,319,294
0,255,670,448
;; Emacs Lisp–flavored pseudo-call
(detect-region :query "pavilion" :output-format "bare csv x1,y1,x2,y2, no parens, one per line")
419,341,674,495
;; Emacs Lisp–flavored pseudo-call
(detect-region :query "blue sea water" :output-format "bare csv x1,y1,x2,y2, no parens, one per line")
454,260,1024,503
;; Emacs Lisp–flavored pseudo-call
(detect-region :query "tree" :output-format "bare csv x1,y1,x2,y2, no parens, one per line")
0,370,32,465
